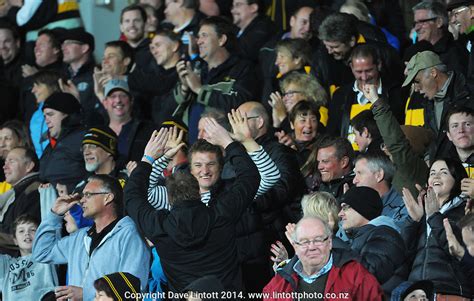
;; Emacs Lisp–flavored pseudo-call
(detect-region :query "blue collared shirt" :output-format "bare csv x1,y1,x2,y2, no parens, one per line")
293,254,333,284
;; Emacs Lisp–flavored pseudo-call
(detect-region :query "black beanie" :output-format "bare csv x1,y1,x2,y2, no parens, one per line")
340,186,383,221
100,272,141,301
82,126,118,157
43,92,81,115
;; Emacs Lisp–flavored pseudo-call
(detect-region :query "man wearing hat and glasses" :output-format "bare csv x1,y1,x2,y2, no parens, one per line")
402,50,473,163
338,186,406,295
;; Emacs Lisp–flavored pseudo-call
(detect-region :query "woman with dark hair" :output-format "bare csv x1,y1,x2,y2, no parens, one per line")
401,158,472,299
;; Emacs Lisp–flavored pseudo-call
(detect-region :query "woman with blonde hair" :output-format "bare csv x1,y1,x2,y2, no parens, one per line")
270,191,341,266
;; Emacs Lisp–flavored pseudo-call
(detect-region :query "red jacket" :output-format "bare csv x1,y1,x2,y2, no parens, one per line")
263,249,383,301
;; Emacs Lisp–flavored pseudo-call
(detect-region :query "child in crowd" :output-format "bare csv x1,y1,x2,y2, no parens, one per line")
0,214,57,300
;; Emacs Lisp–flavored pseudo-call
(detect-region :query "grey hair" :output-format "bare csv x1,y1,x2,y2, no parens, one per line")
355,152,396,184
412,1,448,26
422,63,448,77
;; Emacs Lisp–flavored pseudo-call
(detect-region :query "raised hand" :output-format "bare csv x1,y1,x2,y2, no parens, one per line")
362,83,380,103
143,128,170,161
202,117,233,149
443,218,465,260
52,193,82,216
164,126,186,158
183,61,202,94
402,186,425,222
270,240,289,263
93,67,108,101
228,109,252,142
275,130,296,149
21,64,38,78
285,223,296,247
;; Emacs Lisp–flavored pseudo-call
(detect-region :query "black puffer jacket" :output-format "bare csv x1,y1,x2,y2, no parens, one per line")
402,200,472,298
348,217,407,294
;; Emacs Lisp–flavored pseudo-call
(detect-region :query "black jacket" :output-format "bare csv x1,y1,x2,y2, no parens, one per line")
237,15,276,63
0,173,41,234
128,65,179,126
433,33,469,76
124,142,260,292
425,72,473,160
39,114,86,191
327,77,404,138
65,58,104,126
319,173,354,202
174,55,257,142
116,119,156,168
402,201,472,297
347,220,406,293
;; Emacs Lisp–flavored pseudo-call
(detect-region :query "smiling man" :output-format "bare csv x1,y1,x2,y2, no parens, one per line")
328,44,404,143
101,79,155,167
174,16,257,143
412,1,468,76
0,147,41,236
317,136,355,201
402,50,474,161
263,216,383,300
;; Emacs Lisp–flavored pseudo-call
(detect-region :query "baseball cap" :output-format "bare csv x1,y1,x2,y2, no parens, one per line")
402,51,443,87
104,78,130,97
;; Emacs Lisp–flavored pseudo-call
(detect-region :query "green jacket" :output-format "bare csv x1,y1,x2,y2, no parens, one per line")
372,99,428,197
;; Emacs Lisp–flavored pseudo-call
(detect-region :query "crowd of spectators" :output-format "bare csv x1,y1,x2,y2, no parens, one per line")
0,0,474,300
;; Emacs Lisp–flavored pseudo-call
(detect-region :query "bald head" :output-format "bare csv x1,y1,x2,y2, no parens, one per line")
238,101,269,138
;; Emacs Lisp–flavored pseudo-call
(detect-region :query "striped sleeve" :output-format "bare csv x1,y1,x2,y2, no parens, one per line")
248,146,281,198
147,156,172,210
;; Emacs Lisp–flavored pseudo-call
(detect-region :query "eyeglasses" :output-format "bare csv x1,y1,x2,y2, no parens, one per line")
81,192,109,199
80,144,98,152
283,90,303,97
341,204,352,212
232,2,248,8
413,17,437,27
294,236,329,248
246,116,260,120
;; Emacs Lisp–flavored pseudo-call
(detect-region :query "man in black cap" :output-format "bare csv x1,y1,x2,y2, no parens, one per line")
60,28,103,126
338,186,407,295
39,92,86,193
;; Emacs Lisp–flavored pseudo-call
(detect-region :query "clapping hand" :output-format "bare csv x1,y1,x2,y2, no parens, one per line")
443,218,465,260
268,92,286,128
402,184,426,222
424,187,440,218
